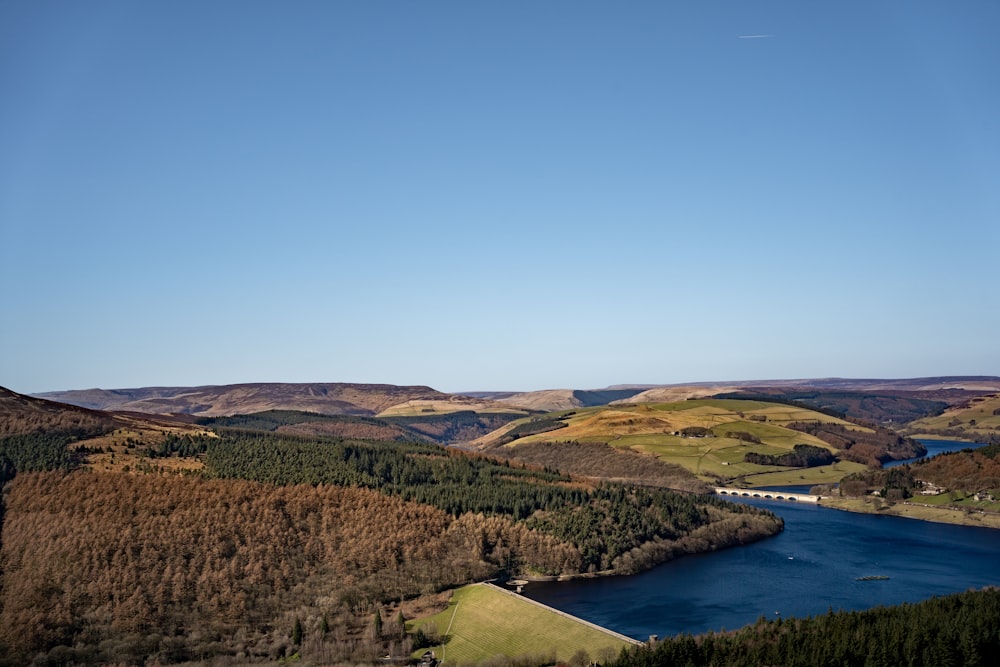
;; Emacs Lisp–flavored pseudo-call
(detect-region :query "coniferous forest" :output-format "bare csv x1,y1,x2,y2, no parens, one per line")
609,588,1000,667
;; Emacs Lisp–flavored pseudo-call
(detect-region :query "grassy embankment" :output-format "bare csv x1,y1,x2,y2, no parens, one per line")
409,583,636,665
491,400,868,487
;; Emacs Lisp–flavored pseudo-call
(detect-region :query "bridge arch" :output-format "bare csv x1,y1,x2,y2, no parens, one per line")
713,487,820,503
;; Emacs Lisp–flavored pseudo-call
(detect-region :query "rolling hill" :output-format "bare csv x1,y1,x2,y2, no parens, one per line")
34,382,513,418
475,399,894,487
464,388,648,412
1,386,209,476
904,393,1000,444
1,386,120,438
467,378,1000,419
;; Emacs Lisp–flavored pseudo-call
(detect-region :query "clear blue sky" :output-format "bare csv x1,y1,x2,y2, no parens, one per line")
2,1,998,394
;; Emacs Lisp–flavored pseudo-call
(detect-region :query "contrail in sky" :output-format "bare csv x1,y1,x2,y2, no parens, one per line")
738,34,773,39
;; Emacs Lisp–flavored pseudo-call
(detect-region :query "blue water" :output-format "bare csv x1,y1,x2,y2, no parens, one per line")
885,438,988,468
523,439,1000,640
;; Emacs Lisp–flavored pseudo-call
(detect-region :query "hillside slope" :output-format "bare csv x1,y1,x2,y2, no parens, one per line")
483,388,647,412
477,399,887,487
904,393,1000,444
469,378,1000,415
610,385,743,405
0,387,207,477
1,386,119,438
35,382,458,417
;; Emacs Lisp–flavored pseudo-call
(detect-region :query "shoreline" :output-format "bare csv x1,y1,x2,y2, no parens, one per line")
818,496,1000,529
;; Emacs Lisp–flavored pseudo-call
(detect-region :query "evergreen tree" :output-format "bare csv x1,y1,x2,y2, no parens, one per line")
397,610,406,638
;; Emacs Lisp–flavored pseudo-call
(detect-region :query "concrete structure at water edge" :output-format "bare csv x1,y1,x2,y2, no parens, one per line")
714,487,820,503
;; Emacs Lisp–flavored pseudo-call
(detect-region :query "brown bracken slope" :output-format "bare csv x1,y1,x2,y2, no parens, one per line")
1,386,121,438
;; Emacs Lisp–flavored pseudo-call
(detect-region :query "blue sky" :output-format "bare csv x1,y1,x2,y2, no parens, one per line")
2,1,998,394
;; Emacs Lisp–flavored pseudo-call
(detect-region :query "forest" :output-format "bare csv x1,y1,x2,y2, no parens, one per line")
0,472,496,664
202,431,782,573
482,439,709,493
825,445,1000,504
0,432,82,483
744,444,836,468
198,410,431,442
914,443,1000,493
835,466,919,500
609,587,1000,667
785,421,926,466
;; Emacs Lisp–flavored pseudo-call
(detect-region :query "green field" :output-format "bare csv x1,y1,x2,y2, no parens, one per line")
492,399,857,486
740,460,868,487
410,584,634,664
905,394,1000,441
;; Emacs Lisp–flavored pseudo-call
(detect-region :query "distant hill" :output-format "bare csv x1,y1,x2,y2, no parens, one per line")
470,378,1000,418
606,377,1000,397
609,385,744,405
709,389,953,425
903,393,1000,444
465,388,647,412
34,382,471,417
801,377,1000,392
34,377,1000,421
1,386,119,438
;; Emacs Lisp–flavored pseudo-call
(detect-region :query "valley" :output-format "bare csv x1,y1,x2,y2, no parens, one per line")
3,376,1000,666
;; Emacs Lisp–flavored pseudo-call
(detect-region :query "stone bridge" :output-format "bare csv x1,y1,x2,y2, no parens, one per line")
714,487,820,503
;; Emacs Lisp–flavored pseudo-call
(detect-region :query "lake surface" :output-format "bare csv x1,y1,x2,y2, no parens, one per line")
885,438,987,468
523,440,1000,640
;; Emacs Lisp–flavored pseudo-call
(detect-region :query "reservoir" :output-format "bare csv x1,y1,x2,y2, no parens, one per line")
523,440,1000,641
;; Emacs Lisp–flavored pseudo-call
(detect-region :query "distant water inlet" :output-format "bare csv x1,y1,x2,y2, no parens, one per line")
714,487,820,503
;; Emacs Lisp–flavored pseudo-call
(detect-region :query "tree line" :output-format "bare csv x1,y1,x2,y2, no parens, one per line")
910,444,1000,497
203,431,783,573
786,421,926,466
609,587,1000,667
0,433,82,483
744,444,836,468
483,439,709,493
